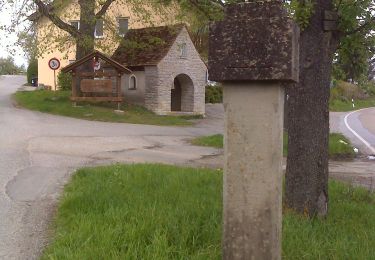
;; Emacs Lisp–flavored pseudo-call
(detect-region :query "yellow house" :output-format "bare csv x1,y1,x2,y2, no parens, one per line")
29,1,177,89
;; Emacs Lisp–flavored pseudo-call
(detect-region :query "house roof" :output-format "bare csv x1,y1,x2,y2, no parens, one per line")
112,24,186,67
62,50,131,74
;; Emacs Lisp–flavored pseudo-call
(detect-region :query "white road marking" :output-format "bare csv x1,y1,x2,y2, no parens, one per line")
344,108,375,154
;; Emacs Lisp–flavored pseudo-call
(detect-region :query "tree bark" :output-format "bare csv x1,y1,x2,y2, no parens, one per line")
285,0,340,217
76,0,96,60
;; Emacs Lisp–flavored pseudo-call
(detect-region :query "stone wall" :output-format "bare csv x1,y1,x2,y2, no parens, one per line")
121,70,146,105
144,66,159,112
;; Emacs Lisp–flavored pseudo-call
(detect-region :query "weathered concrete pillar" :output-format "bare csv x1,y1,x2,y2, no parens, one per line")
208,1,299,259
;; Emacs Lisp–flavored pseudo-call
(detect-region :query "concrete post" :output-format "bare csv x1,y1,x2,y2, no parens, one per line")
208,2,299,259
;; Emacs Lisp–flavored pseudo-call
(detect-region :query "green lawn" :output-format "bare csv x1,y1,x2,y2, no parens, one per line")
329,98,375,112
14,90,200,126
191,133,355,159
42,164,375,259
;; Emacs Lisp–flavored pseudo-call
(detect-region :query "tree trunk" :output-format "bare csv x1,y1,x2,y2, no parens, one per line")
76,0,96,60
285,0,340,217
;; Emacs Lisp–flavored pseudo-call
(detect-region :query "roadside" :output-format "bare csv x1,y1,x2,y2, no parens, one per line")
13,90,201,126
41,164,375,259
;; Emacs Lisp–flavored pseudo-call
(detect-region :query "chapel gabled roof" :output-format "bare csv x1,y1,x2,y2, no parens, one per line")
112,24,186,67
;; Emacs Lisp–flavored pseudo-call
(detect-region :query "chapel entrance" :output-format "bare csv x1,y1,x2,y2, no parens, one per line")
171,74,194,112
171,77,182,111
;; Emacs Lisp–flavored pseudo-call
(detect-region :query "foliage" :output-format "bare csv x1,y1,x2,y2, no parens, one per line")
330,81,367,102
332,0,375,82
288,0,315,30
57,71,72,91
1,0,180,59
329,80,375,111
333,33,375,82
13,90,197,126
42,164,374,259
26,59,38,84
0,57,24,75
205,85,223,103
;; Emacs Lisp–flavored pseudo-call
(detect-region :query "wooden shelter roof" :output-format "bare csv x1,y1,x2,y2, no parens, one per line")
62,51,131,74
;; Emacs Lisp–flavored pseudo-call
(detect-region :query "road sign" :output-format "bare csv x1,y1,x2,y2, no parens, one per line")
48,58,60,91
93,59,101,71
48,58,60,70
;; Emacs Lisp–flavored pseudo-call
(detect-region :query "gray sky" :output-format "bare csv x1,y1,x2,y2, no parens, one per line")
0,7,27,66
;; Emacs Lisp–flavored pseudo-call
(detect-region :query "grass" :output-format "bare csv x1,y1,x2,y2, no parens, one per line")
42,164,375,259
329,97,375,112
191,133,355,159
13,90,201,126
191,134,223,148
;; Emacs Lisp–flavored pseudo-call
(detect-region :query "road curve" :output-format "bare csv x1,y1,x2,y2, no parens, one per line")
344,109,375,155
0,75,222,259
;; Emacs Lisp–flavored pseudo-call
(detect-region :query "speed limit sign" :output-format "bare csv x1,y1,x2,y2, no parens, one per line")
48,58,60,70
48,58,61,90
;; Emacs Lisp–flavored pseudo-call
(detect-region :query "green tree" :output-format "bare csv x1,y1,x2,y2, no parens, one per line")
0,57,23,75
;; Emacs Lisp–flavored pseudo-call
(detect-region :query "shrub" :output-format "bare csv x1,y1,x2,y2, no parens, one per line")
330,81,366,103
57,71,72,91
358,78,375,96
205,85,223,103
27,59,38,84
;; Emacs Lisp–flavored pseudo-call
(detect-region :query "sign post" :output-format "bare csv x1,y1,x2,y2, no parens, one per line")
209,1,299,259
48,58,61,91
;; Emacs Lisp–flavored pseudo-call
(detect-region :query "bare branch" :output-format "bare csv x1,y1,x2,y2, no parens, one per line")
33,0,80,38
96,0,116,18
186,0,224,20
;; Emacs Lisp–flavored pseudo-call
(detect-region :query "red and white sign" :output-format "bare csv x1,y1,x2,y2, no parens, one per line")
48,58,60,70
93,59,101,71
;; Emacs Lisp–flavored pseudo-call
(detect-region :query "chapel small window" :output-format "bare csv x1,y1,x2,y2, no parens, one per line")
129,75,137,90
118,18,129,36
95,19,104,38
179,43,187,58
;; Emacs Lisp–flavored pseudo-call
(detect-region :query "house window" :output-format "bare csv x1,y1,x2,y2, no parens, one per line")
118,18,129,36
95,19,104,38
129,75,137,90
70,20,80,30
179,43,187,58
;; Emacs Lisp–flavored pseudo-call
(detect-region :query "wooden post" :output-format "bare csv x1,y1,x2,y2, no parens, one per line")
208,2,299,259
71,71,77,107
116,73,122,111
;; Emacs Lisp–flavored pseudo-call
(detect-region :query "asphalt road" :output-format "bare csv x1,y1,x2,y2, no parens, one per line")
330,108,375,156
0,75,222,259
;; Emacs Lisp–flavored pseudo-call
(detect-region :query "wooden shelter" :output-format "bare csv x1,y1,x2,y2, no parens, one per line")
62,51,131,109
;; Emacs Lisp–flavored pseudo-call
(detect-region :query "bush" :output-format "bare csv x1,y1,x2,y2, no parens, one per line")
205,85,223,103
57,71,72,91
26,59,38,84
359,78,375,96
330,81,366,103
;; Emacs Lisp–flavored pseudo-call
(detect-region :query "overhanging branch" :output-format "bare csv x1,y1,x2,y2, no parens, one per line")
96,0,116,19
33,0,80,38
